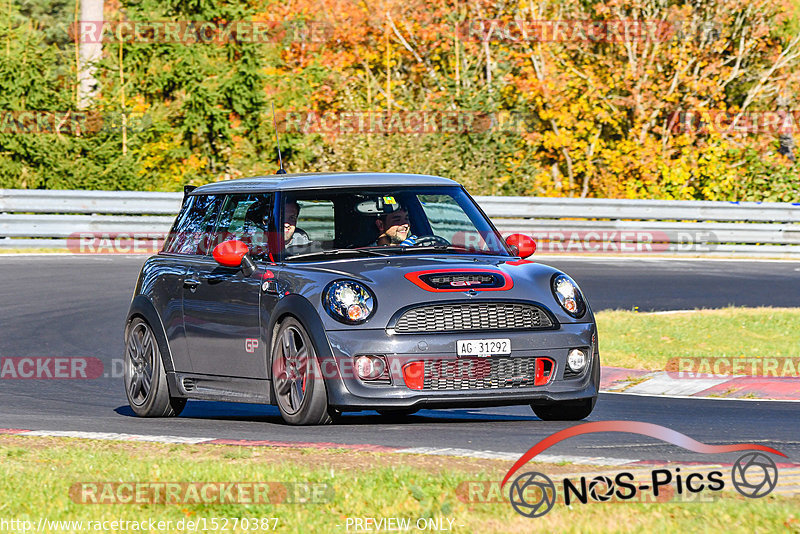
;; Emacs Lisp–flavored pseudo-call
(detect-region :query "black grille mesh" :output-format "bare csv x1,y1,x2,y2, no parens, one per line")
563,367,582,379
393,303,552,333
423,357,542,390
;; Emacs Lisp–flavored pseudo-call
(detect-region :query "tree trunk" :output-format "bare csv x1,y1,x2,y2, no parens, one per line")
78,0,104,109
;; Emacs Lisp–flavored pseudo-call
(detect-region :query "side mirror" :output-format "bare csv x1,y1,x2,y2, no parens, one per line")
505,233,536,258
212,240,256,275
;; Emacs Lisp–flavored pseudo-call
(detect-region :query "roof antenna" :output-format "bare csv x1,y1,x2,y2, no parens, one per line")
272,102,287,175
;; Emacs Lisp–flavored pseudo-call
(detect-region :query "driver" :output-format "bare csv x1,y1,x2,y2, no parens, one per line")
374,205,417,246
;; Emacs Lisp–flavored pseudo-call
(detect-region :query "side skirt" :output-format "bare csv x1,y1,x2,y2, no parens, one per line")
167,372,274,404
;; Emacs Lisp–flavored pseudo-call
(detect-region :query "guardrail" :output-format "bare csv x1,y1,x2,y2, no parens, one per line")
1,189,799,256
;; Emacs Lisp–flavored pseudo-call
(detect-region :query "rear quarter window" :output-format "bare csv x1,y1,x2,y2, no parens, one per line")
163,195,222,255
211,194,273,258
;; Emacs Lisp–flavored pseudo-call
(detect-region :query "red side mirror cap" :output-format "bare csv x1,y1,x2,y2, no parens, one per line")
505,233,536,258
213,240,249,268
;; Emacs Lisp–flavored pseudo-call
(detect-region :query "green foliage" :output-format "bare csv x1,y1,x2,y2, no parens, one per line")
0,0,797,199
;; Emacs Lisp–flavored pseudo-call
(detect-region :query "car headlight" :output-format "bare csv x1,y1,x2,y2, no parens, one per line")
551,273,587,318
323,280,375,324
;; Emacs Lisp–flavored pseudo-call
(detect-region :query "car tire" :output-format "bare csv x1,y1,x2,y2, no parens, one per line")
124,317,186,417
530,397,596,421
271,317,332,425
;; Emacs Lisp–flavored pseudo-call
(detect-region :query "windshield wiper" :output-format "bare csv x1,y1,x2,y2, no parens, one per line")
399,245,470,253
354,245,467,255
401,245,508,256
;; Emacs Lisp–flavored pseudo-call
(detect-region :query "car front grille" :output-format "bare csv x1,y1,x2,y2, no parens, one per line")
423,357,547,390
392,303,553,333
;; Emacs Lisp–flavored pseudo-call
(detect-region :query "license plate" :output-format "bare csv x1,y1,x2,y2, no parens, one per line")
456,338,511,357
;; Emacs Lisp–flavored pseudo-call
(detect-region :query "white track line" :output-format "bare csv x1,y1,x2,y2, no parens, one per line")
25,429,213,444
0,429,658,466
602,390,800,403
6,428,797,467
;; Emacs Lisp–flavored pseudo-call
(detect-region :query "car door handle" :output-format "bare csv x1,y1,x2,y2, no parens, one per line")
184,279,200,290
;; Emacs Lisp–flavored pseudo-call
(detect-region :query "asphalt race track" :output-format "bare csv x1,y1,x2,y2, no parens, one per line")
1,254,799,463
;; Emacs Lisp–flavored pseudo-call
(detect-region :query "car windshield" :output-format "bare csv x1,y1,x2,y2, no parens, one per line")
278,186,510,260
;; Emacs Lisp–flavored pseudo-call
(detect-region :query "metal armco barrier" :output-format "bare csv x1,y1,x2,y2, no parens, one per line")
1,189,799,256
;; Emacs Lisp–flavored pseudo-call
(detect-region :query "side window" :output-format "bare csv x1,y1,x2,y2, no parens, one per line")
290,199,335,246
164,195,222,255
417,194,475,243
211,194,273,257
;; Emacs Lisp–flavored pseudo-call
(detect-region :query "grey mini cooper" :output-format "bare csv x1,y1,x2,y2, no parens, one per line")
124,173,600,425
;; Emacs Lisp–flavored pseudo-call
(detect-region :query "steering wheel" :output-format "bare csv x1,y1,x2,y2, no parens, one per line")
412,235,451,247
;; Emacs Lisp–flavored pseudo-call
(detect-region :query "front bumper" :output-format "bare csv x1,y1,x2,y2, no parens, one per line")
319,324,599,409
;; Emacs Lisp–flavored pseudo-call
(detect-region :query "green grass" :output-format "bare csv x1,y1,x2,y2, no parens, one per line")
596,307,800,370
0,436,798,533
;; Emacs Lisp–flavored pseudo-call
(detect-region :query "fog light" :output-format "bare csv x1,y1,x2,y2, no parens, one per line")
568,349,587,372
402,361,425,390
354,355,386,380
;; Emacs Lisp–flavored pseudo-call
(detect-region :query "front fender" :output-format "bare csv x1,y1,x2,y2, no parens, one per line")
265,294,350,405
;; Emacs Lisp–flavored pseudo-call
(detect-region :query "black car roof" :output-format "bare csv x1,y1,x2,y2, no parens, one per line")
190,172,458,194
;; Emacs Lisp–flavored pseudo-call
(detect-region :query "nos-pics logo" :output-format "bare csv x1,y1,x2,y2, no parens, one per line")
503,421,783,518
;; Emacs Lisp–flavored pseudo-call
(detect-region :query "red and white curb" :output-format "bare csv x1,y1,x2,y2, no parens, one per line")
600,366,800,401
